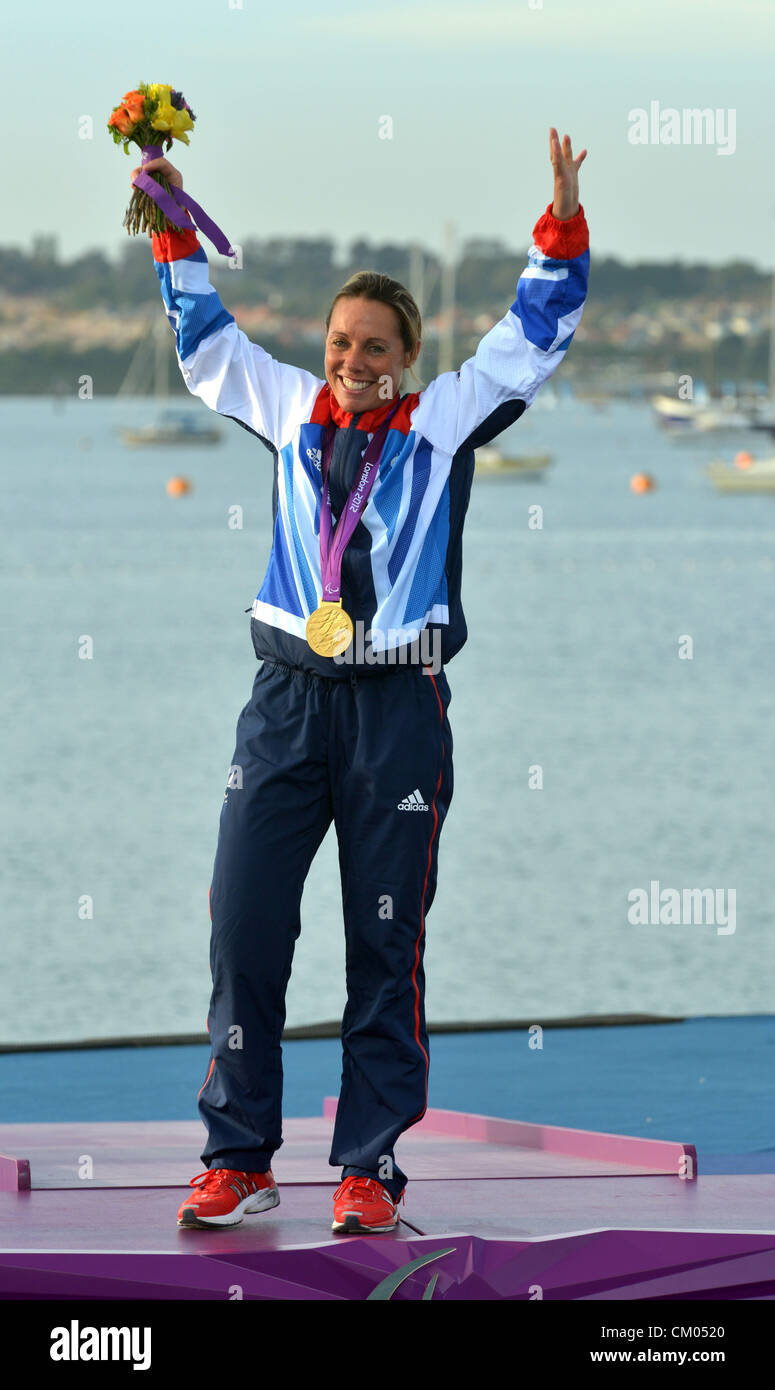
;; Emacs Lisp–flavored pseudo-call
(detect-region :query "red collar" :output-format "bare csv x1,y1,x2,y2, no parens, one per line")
327,383,400,431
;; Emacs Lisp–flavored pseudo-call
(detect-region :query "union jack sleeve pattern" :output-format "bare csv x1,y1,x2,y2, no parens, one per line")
150,205,589,673
410,204,589,454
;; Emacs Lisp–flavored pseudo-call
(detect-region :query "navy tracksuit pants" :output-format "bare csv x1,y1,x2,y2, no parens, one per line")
197,657,453,1199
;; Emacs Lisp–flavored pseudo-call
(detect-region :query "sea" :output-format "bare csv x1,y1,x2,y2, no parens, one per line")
1,391,773,1046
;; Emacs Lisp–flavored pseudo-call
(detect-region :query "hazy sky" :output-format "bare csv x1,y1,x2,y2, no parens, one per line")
5,0,775,268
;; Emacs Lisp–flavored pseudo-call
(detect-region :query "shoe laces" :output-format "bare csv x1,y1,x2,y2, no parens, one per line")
333,1176,402,1206
188,1168,255,1193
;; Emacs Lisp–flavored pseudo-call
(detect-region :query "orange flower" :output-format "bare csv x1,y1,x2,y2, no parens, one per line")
122,90,146,124
108,106,134,136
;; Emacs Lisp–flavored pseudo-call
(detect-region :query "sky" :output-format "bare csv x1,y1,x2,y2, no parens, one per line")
4,0,775,269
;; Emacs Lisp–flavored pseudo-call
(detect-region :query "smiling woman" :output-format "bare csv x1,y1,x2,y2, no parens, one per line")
133,126,589,1239
324,270,423,412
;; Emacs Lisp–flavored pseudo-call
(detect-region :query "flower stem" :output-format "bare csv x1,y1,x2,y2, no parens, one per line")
122,170,184,237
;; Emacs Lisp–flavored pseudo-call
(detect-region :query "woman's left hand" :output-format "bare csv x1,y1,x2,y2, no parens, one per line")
550,127,587,220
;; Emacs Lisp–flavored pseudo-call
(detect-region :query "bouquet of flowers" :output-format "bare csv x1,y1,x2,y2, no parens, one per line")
108,82,196,237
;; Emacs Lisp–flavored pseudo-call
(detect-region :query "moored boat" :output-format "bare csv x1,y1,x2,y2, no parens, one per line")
121,407,222,446
474,445,552,477
707,455,775,491
652,393,752,433
118,314,222,446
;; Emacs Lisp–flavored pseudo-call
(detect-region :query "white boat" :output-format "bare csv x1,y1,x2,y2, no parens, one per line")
122,407,222,447
474,446,552,477
707,455,775,492
118,315,222,446
652,394,752,433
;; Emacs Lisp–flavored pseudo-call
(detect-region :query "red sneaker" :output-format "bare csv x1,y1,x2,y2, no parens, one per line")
177,1168,279,1228
332,1177,404,1234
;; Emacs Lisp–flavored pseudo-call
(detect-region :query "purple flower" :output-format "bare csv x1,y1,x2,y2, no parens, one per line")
170,90,196,121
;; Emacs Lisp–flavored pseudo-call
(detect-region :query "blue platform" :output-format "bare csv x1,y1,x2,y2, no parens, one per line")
2,1015,773,1175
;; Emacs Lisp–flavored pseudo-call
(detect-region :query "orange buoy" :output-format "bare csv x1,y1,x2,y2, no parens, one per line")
630,473,655,493
166,476,192,497
734,451,753,469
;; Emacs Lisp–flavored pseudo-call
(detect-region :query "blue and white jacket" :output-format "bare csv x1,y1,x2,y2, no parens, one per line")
152,203,589,678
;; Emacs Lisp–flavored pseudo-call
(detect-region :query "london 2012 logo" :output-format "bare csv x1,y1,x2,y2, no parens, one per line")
366,1247,456,1300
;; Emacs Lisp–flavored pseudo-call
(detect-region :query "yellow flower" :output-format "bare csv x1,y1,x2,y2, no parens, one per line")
148,83,173,106
153,103,194,142
151,101,178,132
170,108,194,143
149,88,194,144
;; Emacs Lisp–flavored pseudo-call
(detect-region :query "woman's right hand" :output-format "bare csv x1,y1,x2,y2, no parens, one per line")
130,156,183,190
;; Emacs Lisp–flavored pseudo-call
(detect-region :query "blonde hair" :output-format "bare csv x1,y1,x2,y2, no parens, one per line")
325,271,424,390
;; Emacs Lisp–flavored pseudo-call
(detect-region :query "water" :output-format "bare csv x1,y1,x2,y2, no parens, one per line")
1,393,773,1045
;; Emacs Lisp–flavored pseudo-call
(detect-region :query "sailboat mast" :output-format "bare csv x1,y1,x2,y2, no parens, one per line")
439,221,457,375
409,243,425,319
408,242,425,387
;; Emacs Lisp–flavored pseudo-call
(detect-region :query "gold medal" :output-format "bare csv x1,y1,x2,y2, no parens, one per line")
310,398,399,660
305,599,354,657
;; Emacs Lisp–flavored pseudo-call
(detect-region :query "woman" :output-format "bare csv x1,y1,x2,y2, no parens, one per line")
132,127,588,1235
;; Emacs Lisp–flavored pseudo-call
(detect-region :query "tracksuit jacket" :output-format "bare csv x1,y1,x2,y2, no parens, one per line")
151,202,589,1197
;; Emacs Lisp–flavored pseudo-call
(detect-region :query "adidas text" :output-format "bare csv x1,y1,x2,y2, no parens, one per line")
398,789,428,811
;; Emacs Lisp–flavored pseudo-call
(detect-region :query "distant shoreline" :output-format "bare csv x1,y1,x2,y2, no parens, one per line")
0,347,768,399
0,1015,692,1052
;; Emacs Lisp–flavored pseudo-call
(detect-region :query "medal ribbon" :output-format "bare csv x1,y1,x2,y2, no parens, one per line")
318,398,401,603
133,144,236,258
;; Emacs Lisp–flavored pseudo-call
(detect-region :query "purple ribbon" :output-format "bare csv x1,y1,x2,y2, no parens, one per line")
318,399,401,602
132,144,236,258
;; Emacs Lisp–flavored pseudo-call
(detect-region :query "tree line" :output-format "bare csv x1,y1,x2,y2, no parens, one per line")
2,236,768,317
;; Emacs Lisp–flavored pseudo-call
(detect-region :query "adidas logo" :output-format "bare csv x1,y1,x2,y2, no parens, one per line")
397,788,428,811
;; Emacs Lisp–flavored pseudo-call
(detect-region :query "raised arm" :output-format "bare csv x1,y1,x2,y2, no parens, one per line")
133,157,325,449
411,129,589,457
